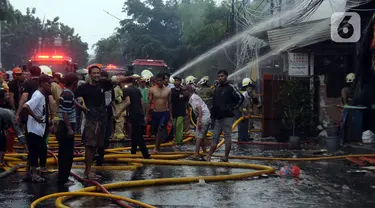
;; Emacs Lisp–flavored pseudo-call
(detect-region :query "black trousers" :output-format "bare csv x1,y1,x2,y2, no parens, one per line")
97,115,112,165
129,116,150,159
56,121,76,183
0,130,6,152
27,132,47,167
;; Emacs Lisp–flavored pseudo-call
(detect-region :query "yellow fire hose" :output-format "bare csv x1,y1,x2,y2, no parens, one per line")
189,108,262,132
3,115,375,207
31,192,156,208
29,158,274,208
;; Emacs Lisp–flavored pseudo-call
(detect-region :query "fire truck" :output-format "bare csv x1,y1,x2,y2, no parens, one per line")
102,64,127,77
131,59,168,75
27,55,78,74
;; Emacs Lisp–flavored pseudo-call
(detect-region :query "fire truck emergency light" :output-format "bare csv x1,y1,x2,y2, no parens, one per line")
106,64,117,69
38,55,49,59
37,55,64,59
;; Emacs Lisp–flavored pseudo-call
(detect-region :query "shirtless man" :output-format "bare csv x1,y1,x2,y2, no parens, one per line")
146,73,172,153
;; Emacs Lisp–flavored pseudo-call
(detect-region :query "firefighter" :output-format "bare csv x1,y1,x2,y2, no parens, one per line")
112,76,126,140
197,76,214,111
342,73,355,106
236,78,260,141
141,71,153,137
196,76,214,129
341,73,355,142
183,76,197,134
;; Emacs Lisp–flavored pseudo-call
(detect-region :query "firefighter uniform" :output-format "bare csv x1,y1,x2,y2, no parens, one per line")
198,85,214,112
235,78,260,141
113,85,126,140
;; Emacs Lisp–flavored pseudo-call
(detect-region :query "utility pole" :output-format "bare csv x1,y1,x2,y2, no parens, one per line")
270,0,274,15
0,21,2,69
231,0,235,35
38,37,42,54
278,0,282,27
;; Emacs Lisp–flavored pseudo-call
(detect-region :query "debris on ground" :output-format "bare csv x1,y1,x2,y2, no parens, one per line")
277,165,301,178
342,185,350,191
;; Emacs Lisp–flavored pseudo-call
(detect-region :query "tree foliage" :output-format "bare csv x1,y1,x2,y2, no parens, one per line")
1,3,88,69
93,0,229,70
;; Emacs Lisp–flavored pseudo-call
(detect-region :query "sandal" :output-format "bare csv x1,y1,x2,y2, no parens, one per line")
63,180,76,186
32,175,46,183
219,157,229,162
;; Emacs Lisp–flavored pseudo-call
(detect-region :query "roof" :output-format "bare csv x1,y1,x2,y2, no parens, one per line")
265,0,350,52
267,18,331,52
132,59,167,67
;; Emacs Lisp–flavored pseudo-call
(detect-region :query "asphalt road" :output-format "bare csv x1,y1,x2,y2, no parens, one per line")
1,144,375,208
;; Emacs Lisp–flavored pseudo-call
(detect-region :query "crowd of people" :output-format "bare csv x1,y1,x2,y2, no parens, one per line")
0,64,260,186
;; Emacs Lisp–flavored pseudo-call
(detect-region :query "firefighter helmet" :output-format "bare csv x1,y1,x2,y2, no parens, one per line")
242,78,253,87
346,73,355,83
141,70,153,82
169,77,175,84
197,76,209,85
111,75,118,83
185,75,196,85
40,65,53,77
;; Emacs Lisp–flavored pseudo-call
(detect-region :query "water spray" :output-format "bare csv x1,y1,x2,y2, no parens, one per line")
172,1,319,77
228,18,332,79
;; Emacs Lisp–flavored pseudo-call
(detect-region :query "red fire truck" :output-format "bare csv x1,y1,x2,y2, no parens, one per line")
131,59,168,75
102,64,127,77
28,55,78,74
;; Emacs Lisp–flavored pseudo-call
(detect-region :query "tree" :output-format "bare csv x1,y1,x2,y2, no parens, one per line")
118,0,183,68
0,0,13,21
93,0,230,71
93,34,124,65
0,4,88,69
179,0,227,57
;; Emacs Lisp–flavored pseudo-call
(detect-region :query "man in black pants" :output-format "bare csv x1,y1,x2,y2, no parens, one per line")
75,65,107,180
56,73,79,186
23,75,52,183
116,76,150,159
96,71,115,166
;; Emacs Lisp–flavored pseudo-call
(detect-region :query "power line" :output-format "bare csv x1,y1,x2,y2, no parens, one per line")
80,33,114,37
103,10,122,21
255,0,266,11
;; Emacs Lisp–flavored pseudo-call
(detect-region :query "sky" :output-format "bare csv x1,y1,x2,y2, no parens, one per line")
11,0,128,55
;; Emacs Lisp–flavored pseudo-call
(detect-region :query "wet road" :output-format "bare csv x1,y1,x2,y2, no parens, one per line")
1,144,375,208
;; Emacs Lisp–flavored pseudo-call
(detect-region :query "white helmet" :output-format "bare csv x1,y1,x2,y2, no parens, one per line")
111,75,118,83
242,78,253,87
197,76,209,86
185,75,196,85
40,65,53,77
133,74,140,78
346,73,355,83
141,69,153,82
169,77,175,84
